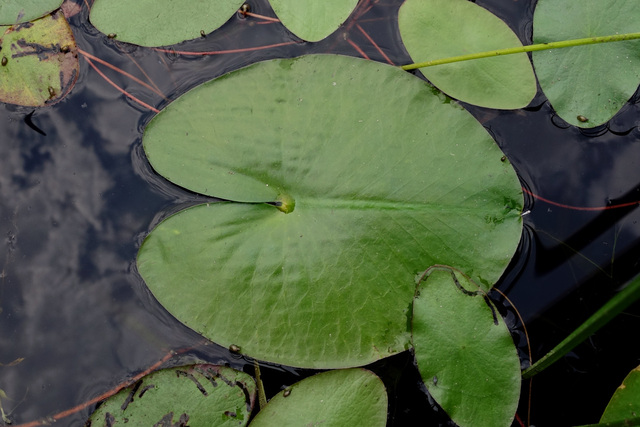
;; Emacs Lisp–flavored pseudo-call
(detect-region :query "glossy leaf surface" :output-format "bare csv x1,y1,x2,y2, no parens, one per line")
398,0,536,109
88,365,255,426
601,365,640,423
249,369,387,427
412,267,521,427
138,55,523,369
270,0,358,42
0,10,78,106
0,0,61,25
90,0,244,46
533,0,640,128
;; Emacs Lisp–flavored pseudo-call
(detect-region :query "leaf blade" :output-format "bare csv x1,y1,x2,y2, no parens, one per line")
532,0,640,127
412,267,521,427
270,0,358,42
90,0,244,46
249,369,387,427
0,10,78,107
87,365,256,426
398,0,536,109
138,55,523,368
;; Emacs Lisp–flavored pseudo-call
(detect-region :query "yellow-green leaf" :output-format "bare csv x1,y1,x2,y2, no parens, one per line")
0,10,78,107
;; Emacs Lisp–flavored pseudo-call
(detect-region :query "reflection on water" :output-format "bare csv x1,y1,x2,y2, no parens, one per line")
1,0,640,425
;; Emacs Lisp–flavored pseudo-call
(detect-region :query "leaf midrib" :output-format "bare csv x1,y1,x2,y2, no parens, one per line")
288,196,510,212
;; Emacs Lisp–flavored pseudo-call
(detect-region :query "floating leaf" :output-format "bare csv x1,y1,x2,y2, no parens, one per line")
270,0,358,42
532,0,640,128
0,0,62,25
249,369,387,427
0,10,78,107
89,0,244,47
398,0,536,109
88,364,256,426
601,365,640,423
412,267,521,427
138,55,523,369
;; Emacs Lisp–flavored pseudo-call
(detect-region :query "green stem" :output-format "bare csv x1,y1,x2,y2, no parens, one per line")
254,360,268,409
522,273,640,379
402,32,640,71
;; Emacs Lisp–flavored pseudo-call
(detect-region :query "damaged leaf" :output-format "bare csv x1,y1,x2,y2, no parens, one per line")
412,267,521,427
87,364,256,426
0,9,78,107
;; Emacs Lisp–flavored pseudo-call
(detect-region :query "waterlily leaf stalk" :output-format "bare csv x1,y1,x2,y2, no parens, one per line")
402,32,640,71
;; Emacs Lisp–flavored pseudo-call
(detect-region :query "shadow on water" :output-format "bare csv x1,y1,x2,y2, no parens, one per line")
1,0,640,425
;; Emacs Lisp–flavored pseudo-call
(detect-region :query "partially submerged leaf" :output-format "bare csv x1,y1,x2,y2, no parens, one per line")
412,267,521,427
0,0,62,25
0,10,78,107
90,0,244,47
533,0,640,128
88,364,256,426
601,365,640,423
249,369,387,427
270,0,358,42
138,55,523,369
398,0,536,109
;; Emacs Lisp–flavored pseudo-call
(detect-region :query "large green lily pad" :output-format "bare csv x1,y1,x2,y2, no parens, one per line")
412,267,521,427
138,54,523,369
88,364,256,426
0,0,62,25
249,369,387,427
270,0,358,42
398,0,536,110
0,10,78,106
90,0,244,47
533,0,640,128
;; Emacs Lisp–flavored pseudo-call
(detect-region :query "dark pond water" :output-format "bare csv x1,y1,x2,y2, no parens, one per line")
1,0,640,425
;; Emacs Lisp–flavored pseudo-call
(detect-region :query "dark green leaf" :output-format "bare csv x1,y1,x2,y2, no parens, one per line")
249,369,387,427
138,55,523,368
270,0,358,42
601,365,640,423
0,0,62,25
90,0,244,46
412,267,521,427
398,0,536,109
533,0,640,127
